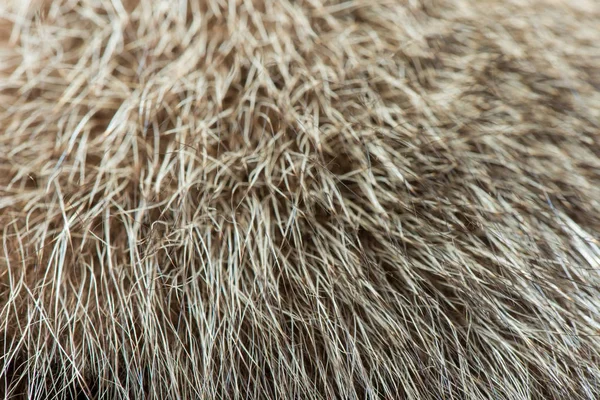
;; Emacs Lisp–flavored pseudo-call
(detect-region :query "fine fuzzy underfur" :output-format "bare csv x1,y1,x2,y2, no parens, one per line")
1,0,600,398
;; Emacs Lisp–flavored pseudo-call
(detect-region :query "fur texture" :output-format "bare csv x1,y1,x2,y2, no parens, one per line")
1,0,600,398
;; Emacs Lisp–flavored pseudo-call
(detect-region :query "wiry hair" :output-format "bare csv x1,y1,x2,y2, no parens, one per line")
1,0,600,398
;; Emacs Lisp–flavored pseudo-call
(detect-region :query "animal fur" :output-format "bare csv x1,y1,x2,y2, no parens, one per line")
1,0,600,398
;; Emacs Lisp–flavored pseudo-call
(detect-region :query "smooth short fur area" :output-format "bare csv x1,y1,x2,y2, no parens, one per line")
1,0,600,398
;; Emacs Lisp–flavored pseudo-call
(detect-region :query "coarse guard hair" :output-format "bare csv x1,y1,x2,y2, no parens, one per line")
1,0,600,399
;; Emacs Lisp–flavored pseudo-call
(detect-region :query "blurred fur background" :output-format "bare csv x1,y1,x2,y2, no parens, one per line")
1,0,600,398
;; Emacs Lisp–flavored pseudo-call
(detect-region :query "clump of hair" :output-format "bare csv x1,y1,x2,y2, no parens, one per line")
1,0,600,398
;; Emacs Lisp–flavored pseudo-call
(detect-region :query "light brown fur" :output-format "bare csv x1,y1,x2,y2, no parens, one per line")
1,0,600,398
